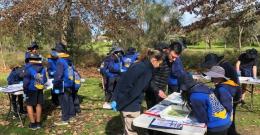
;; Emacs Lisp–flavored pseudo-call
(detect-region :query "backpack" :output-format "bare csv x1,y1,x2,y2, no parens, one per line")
67,63,81,91
28,67,46,90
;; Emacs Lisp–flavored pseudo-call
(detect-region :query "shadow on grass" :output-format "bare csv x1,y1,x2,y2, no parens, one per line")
105,115,123,135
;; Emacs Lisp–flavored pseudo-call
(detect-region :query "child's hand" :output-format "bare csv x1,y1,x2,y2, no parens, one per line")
23,94,28,101
158,90,167,99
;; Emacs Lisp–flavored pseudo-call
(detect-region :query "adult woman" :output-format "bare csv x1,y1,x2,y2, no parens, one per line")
111,48,163,135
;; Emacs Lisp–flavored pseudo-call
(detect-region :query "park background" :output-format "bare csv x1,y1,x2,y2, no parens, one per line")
0,0,260,135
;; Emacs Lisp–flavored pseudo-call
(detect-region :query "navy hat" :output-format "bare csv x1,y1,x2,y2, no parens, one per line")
127,47,137,54
27,41,39,50
54,42,67,53
201,53,224,69
246,48,258,59
179,73,197,92
111,47,124,55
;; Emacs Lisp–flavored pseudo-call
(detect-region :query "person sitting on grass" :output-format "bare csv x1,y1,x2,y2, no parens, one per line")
180,73,231,135
23,54,47,130
111,48,163,135
236,48,258,104
53,42,77,126
204,66,242,135
7,65,27,116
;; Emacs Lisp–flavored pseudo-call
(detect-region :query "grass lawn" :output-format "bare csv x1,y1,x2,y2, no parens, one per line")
0,74,260,135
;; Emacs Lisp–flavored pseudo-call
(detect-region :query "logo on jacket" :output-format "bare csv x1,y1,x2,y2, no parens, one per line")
209,94,227,119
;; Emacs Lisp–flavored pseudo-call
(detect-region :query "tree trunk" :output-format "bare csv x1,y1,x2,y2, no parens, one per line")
253,34,260,46
0,42,7,70
238,25,243,50
61,0,72,45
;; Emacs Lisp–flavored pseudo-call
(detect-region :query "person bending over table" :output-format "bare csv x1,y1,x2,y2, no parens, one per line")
111,48,163,135
180,73,231,135
236,48,258,104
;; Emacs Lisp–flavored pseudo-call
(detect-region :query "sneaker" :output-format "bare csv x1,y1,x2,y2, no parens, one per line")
54,120,69,126
69,117,77,123
29,123,37,130
36,122,42,129
102,102,112,109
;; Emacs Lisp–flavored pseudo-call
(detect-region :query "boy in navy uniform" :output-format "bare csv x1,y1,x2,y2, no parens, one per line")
7,65,26,115
204,66,242,135
236,48,258,104
47,49,59,106
180,74,231,135
23,54,47,130
53,43,76,125
25,42,39,63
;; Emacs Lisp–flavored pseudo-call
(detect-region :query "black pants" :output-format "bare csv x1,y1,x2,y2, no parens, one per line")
51,92,59,106
58,90,76,121
228,103,239,135
72,92,81,113
207,129,228,135
105,77,119,102
11,94,24,112
168,85,179,94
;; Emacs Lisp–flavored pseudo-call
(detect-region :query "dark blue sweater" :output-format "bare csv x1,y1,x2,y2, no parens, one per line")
113,59,154,112
189,83,231,132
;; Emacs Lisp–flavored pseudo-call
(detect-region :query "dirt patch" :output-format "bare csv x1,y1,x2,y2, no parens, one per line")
77,67,101,78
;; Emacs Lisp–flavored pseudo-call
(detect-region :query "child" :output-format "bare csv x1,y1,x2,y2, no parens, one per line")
236,48,258,104
168,41,186,94
202,53,239,84
53,42,76,125
204,66,242,135
7,65,26,115
102,47,124,109
111,48,163,135
47,49,59,106
180,73,231,135
25,42,39,63
23,54,47,130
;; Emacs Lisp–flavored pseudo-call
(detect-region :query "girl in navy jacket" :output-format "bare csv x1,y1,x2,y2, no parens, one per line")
180,73,231,135
111,48,163,135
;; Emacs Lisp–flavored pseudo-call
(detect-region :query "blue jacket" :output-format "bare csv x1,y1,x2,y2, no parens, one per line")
122,52,139,71
219,61,239,84
113,59,154,112
53,57,74,89
47,58,57,78
100,56,111,77
215,80,242,114
23,64,47,92
7,66,24,85
168,57,185,86
188,83,231,132
105,56,124,78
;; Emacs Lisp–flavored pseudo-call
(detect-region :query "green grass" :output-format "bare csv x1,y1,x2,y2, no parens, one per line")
0,73,260,134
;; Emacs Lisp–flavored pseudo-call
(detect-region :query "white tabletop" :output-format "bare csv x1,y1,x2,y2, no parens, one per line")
133,93,207,135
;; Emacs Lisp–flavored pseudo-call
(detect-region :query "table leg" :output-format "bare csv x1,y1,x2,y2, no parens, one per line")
17,111,24,127
5,94,12,120
250,85,255,111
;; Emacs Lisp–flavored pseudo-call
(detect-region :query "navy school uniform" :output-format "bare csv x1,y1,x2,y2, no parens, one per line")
23,64,47,106
238,53,258,77
215,80,242,135
53,56,76,121
7,66,25,113
168,57,185,94
122,52,139,71
104,55,124,102
47,57,59,106
188,83,231,133
113,59,154,112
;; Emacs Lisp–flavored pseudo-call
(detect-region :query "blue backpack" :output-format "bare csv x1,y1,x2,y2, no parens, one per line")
67,64,81,91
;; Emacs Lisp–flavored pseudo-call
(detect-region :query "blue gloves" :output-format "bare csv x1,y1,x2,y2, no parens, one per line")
111,101,117,111
237,71,241,77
